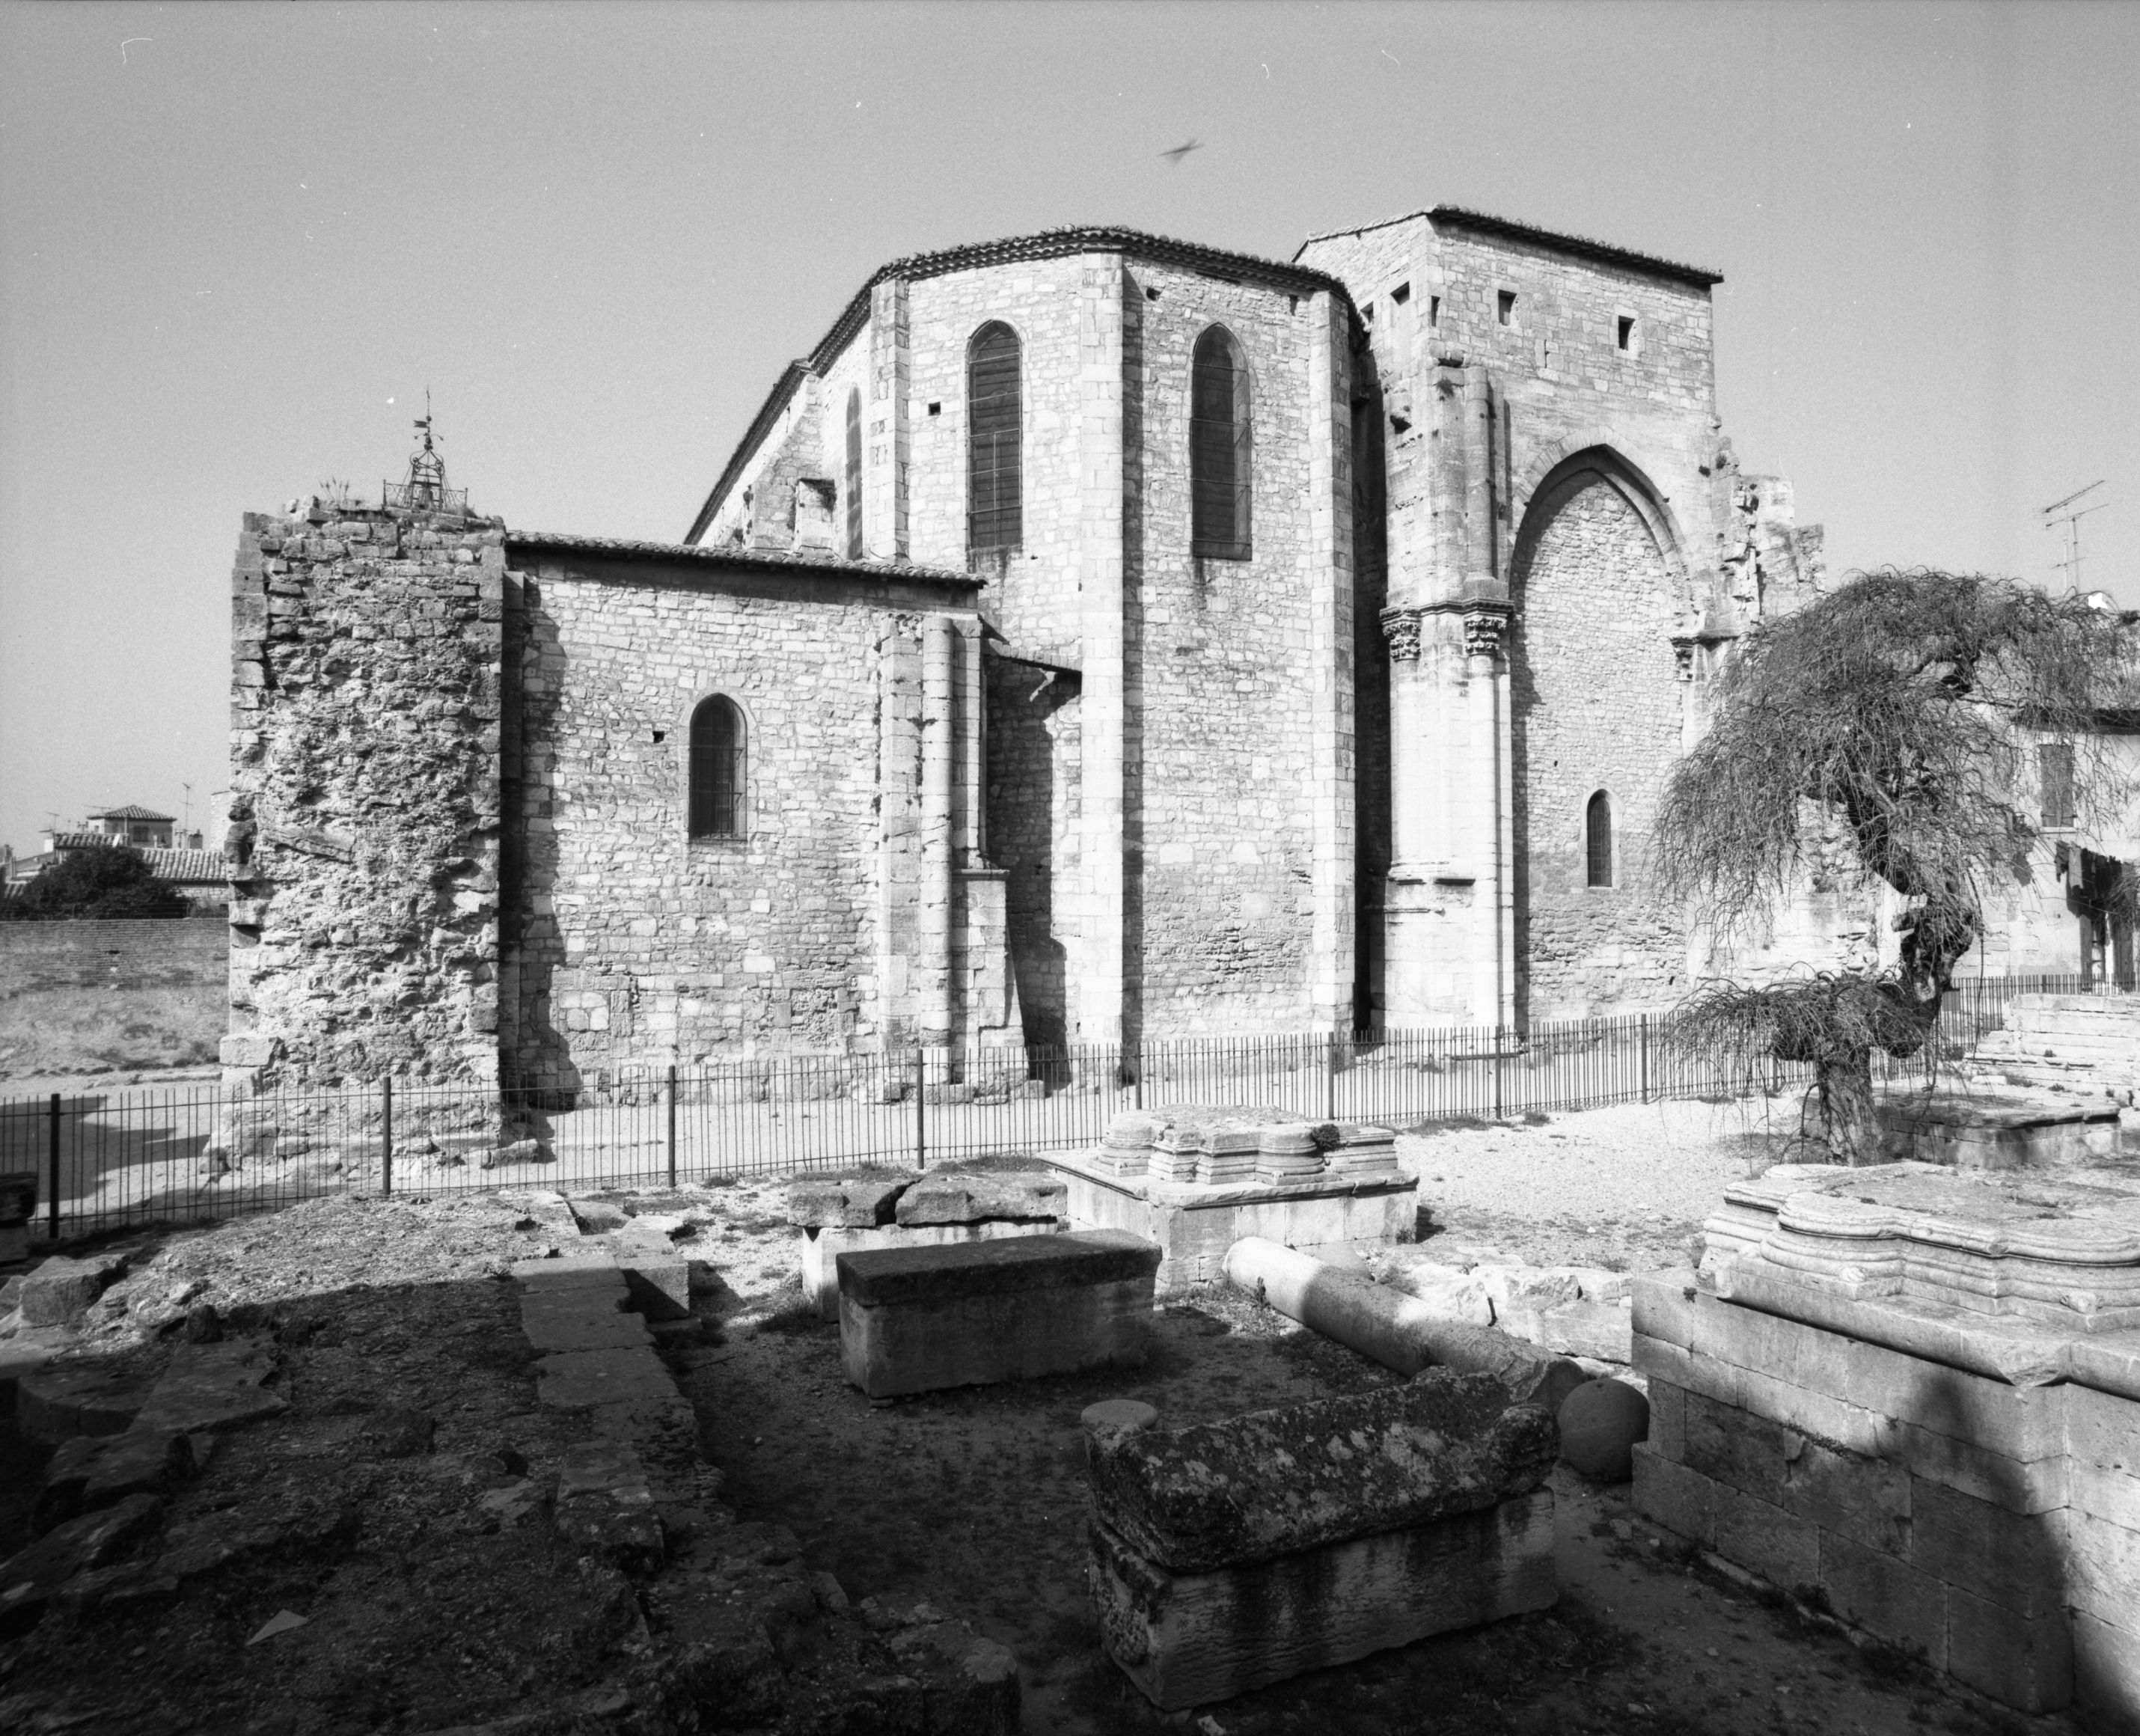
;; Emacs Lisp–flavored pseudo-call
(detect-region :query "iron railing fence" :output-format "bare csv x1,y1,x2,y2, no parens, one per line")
1,973,2124,1242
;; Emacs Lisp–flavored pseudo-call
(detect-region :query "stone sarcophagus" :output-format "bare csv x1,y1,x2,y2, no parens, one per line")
836,1228,1160,1399
1084,1373,1558,1709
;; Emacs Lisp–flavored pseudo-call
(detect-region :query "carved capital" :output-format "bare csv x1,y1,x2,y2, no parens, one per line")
1381,607,1423,664
1462,608,1508,664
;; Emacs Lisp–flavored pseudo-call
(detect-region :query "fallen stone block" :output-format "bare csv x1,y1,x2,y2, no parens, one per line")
1378,1258,1494,1327
605,1225,692,1321
519,1293,652,1354
837,1229,1160,1399
893,1168,1068,1227
1526,1297,1634,1363
16,1364,156,1444
19,1253,129,1327
787,1173,916,1229
81,1427,194,1509
1084,1377,1558,1709
535,1345,677,1412
156,1510,287,1581
1092,1491,1556,1710
0,1492,162,1636
130,1339,286,1436
1477,1263,1582,1318
1084,1372,1558,1574
885,1618,1022,1736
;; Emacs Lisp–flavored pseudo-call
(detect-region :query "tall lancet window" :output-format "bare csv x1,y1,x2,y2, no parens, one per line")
1190,325,1253,560
967,323,1022,554
844,388,863,560
1586,790,1614,888
689,697,745,840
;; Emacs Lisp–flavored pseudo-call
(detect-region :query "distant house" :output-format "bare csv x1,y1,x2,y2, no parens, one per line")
3,804,227,912
84,804,179,849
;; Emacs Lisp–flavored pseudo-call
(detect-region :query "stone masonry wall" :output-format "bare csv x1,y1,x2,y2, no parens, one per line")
501,551,1003,1086
1119,257,1326,1036
1511,479,1686,1018
506,563,882,1084
224,505,504,1093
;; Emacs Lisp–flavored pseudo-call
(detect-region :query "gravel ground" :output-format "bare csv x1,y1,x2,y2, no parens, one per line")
1400,1094,1805,1274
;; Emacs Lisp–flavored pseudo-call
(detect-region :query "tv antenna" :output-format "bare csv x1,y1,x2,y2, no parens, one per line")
2043,480,2108,588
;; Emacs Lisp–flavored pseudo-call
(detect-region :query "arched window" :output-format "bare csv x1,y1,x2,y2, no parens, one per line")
844,388,863,560
689,697,745,840
1585,791,1614,888
1190,325,1252,560
967,323,1021,553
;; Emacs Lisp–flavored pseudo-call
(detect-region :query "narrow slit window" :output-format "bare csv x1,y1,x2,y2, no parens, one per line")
1497,290,1517,326
2041,744,2076,828
1190,325,1253,560
843,388,863,559
1617,315,1636,352
689,697,745,840
1586,791,1614,888
1428,294,1441,327
967,323,1023,553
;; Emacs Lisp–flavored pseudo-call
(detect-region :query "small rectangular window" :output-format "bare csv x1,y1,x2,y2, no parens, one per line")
1428,295,1440,327
1390,282,1410,305
1497,290,1517,326
1617,315,1636,351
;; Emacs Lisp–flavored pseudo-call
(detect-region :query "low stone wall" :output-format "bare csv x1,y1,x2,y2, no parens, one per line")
1632,1271,2140,1724
0,920,226,1079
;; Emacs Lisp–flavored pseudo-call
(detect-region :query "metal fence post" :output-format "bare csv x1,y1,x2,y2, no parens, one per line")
1638,1014,1650,1105
48,1092,61,1243
1492,1031,1505,1122
381,1078,394,1198
1324,1030,1338,1123
666,1064,679,1191
914,1047,927,1170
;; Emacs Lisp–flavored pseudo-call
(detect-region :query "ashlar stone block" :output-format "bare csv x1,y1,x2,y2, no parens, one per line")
1089,1491,1556,1711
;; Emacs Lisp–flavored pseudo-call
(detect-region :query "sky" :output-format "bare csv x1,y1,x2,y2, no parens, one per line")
2,0,2136,857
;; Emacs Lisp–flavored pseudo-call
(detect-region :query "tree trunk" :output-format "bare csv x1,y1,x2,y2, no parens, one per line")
1810,1048,1882,1164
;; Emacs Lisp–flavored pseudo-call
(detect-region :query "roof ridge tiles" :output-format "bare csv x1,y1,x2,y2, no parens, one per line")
507,529,982,589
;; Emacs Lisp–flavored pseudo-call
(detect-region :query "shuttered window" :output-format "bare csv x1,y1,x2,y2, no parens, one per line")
1190,326,1252,560
689,697,745,840
1586,791,1614,888
844,388,863,560
967,323,1022,552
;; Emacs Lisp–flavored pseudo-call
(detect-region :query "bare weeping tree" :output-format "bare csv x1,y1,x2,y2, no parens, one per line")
1654,569,2136,1163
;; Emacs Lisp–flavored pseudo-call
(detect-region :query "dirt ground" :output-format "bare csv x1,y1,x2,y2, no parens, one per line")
0,1105,2087,1735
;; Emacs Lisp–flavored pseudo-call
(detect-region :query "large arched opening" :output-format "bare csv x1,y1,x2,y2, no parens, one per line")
1508,446,1686,1019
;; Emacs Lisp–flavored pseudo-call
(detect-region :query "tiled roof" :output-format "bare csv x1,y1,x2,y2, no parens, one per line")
85,804,176,822
688,224,1356,542
1297,206,1724,290
30,837,225,884
508,530,983,590
138,849,227,884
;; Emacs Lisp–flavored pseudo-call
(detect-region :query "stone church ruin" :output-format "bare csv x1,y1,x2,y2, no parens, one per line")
222,207,1832,1098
